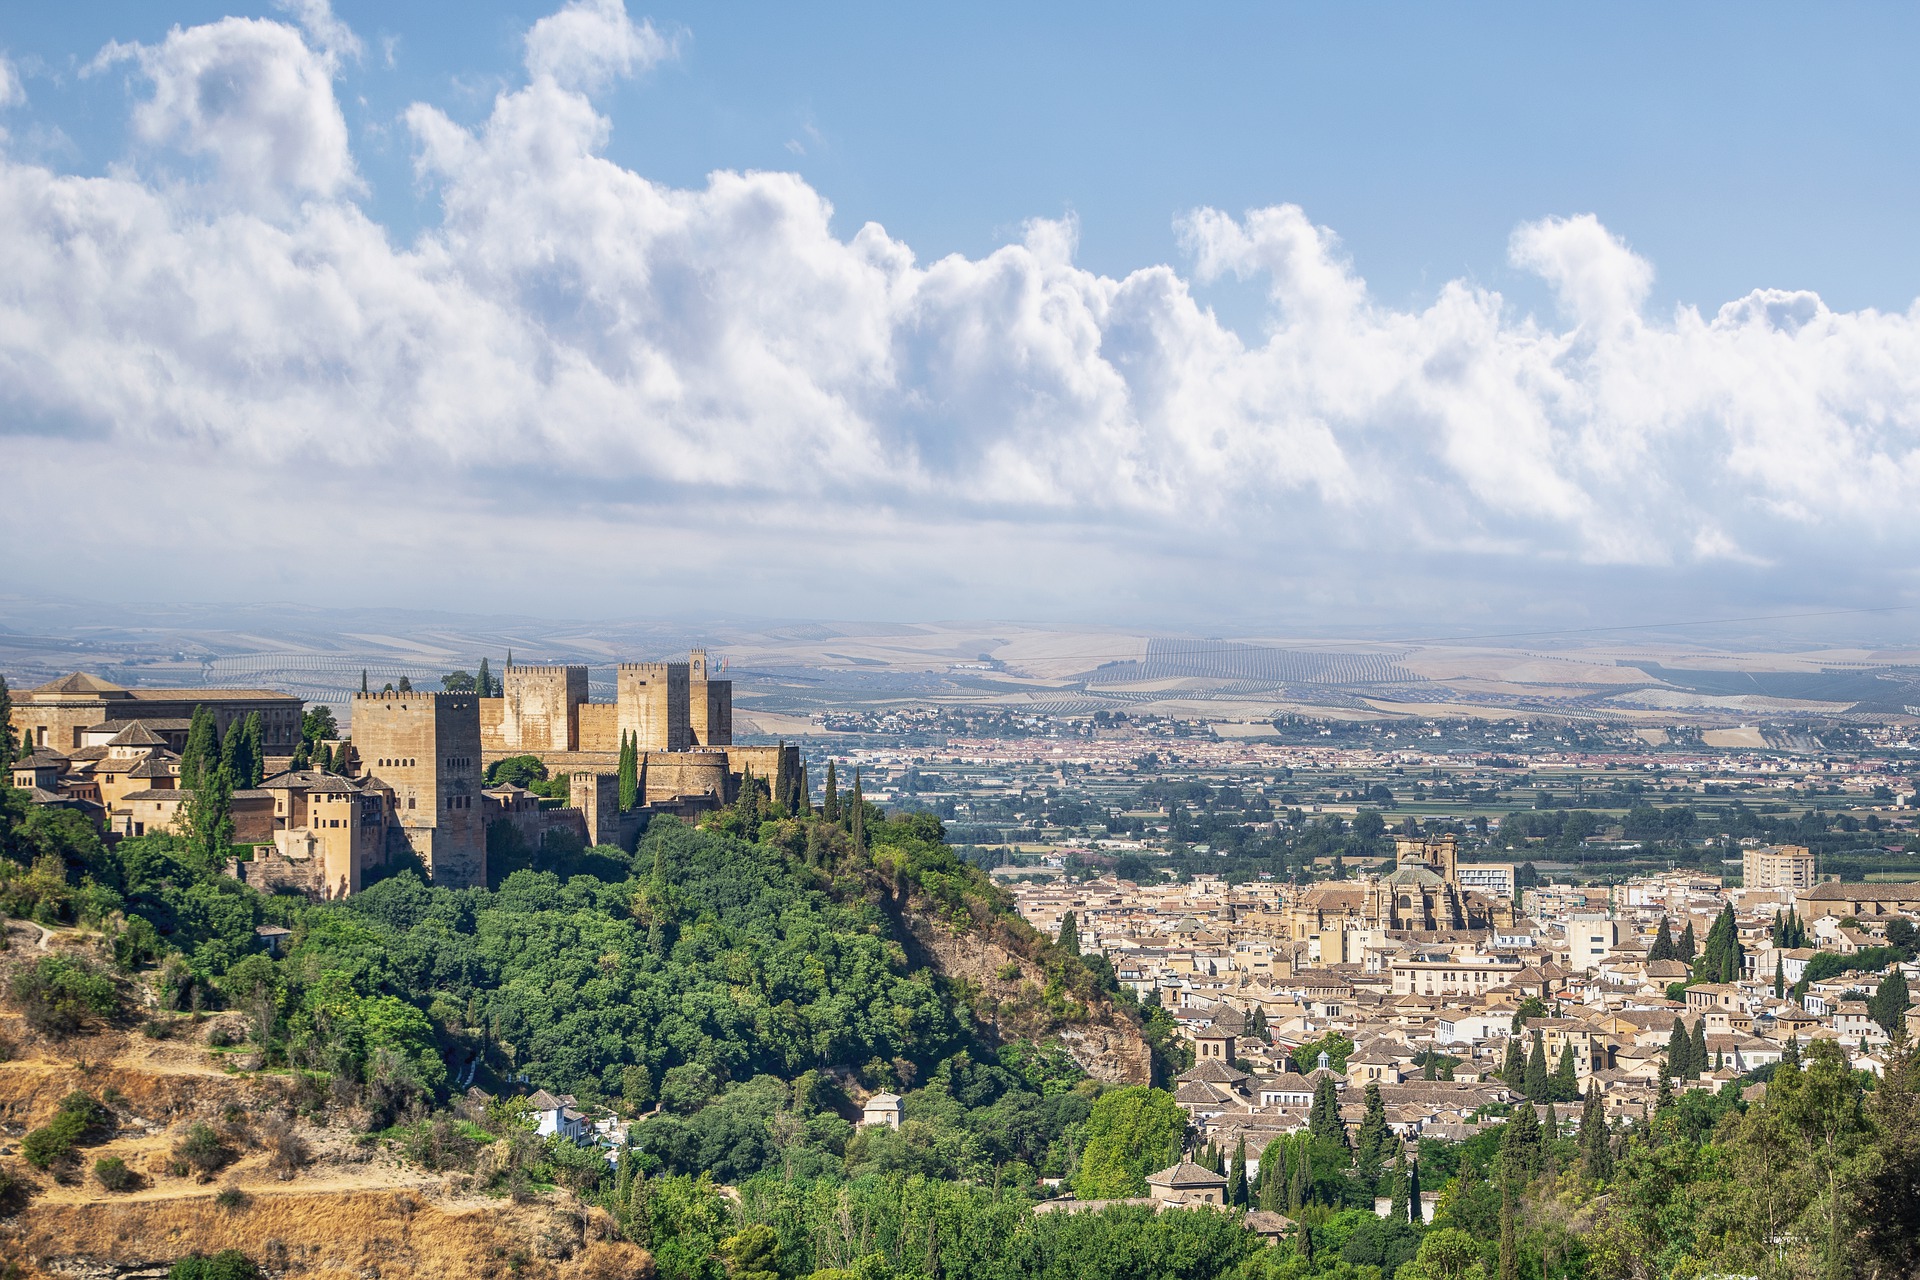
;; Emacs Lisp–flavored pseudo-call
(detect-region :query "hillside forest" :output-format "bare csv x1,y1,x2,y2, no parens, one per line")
3,708,1920,1279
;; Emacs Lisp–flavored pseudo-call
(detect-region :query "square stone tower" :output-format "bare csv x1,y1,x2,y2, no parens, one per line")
617,661,691,752
687,649,732,747
351,690,486,889
500,664,588,752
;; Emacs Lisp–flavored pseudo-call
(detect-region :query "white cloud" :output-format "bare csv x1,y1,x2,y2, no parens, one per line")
523,0,676,94
4,3,1920,621
276,0,362,62
92,16,356,211
0,56,22,108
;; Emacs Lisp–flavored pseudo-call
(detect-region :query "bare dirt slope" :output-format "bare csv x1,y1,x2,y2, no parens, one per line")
0,929,650,1280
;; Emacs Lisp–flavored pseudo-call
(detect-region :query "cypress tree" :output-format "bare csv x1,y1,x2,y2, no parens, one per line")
795,762,811,817
1228,1137,1247,1207
1689,1019,1708,1079
220,714,247,784
1388,1145,1408,1220
1775,953,1786,999
1552,1041,1578,1102
1289,1136,1311,1211
1870,969,1910,1037
1579,1081,1611,1181
1502,1035,1525,1084
1247,1005,1269,1042
735,765,759,828
1680,919,1699,963
849,768,866,854
1666,1017,1690,1078
1406,1157,1422,1222
0,674,14,773
1784,1033,1800,1066
1498,1176,1519,1280
618,732,639,813
1259,1142,1283,1211
1656,1073,1674,1110
823,760,840,823
477,657,492,698
1353,1082,1390,1189
243,713,265,786
360,669,368,694
1056,911,1079,955
1648,916,1673,963
180,705,216,790
1503,1098,1540,1179
397,676,412,693
1308,1076,1348,1150
1525,1029,1549,1100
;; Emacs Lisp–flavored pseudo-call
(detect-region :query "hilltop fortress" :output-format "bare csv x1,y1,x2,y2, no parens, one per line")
8,651,794,901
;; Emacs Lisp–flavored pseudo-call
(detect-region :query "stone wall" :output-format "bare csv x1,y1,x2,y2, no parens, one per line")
617,663,691,752
576,703,619,753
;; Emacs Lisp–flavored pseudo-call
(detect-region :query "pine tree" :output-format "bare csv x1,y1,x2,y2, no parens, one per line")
1648,916,1673,962
1228,1137,1247,1207
1388,1145,1408,1220
823,760,840,823
1503,1035,1525,1084
477,657,492,698
1775,953,1786,999
1056,911,1079,955
849,768,866,854
1552,1041,1578,1102
1666,1017,1691,1078
1579,1081,1612,1181
1525,1029,1550,1100
1354,1082,1391,1189
1689,1019,1708,1079
1406,1157,1423,1222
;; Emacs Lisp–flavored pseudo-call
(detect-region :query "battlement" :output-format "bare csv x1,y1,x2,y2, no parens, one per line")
616,661,688,675
353,691,477,708
504,664,576,677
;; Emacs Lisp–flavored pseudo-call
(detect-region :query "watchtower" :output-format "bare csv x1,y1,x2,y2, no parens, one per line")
350,691,486,889
500,664,588,752
617,661,691,752
687,649,732,747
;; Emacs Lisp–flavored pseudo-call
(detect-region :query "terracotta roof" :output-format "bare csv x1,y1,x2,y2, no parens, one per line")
1146,1161,1228,1189
31,672,127,695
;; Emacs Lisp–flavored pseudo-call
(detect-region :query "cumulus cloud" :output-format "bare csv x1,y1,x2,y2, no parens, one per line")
4,1,1920,621
0,56,22,109
524,0,677,93
91,16,355,209
276,0,362,62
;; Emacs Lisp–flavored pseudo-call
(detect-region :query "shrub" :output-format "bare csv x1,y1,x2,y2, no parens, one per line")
168,1250,263,1280
95,1156,135,1192
214,1185,248,1210
174,1122,233,1177
21,1092,110,1169
8,955,117,1036
261,1115,309,1180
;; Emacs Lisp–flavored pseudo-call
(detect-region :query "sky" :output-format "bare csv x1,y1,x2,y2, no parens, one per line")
3,1,1920,634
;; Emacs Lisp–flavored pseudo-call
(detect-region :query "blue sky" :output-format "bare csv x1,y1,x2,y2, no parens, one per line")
2,1,1920,628
12,3,1917,318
